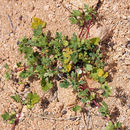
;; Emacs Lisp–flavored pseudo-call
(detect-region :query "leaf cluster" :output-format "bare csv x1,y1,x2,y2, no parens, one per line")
105,121,122,130
1,111,16,124
4,63,11,81
99,101,110,117
69,4,96,26
16,17,112,111
11,93,40,109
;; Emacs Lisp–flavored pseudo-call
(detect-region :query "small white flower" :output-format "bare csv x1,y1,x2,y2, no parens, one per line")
76,69,82,74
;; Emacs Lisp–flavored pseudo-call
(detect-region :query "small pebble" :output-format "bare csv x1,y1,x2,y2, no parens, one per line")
19,15,23,21
62,110,67,115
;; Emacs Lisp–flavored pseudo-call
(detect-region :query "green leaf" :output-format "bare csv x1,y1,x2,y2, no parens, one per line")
73,105,82,112
19,66,34,79
19,36,28,43
80,97,88,103
99,101,109,117
85,64,93,72
79,20,84,26
11,94,21,103
8,119,15,124
72,10,81,16
85,15,92,22
4,72,10,80
90,37,100,45
1,112,10,121
90,72,98,80
41,79,53,91
16,62,22,67
78,89,88,97
84,4,89,11
4,63,9,69
31,93,40,106
26,93,40,108
69,17,78,24
115,122,122,128
63,40,69,46
100,82,112,98
59,80,70,88
71,52,78,64
33,26,42,36
89,92,96,100
105,121,114,130
98,76,105,84
79,80,86,85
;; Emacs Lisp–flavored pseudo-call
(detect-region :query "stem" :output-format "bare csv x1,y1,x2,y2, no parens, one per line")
11,109,22,130
85,20,91,39
93,100,100,108
79,22,86,38
105,117,109,121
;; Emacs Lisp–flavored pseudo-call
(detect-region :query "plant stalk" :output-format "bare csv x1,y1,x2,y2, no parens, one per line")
11,108,22,130
79,22,86,38
85,20,91,39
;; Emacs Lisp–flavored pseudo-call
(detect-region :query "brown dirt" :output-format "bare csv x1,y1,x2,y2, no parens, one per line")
0,0,130,130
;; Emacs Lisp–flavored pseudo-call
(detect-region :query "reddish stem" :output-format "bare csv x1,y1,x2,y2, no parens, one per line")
105,117,109,121
93,100,100,108
11,111,22,130
79,22,86,38
85,20,91,39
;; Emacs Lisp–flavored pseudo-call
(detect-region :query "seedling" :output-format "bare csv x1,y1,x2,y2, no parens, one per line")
73,105,82,112
11,94,21,103
1,111,16,124
69,4,96,39
2,5,122,129
4,63,11,80
25,93,40,109
99,101,110,118
105,121,122,130
69,4,96,27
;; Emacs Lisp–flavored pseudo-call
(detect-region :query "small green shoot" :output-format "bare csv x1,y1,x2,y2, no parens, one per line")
11,94,21,103
100,82,112,98
99,101,109,117
4,72,10,81
69,4,96,27
26,93,40,109
59,80,70,88
1,111,16,124
4,63,11,81
73,105,82,112
105,121,122,130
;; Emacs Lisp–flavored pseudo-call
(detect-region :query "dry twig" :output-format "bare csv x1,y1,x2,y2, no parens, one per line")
6,14,14,30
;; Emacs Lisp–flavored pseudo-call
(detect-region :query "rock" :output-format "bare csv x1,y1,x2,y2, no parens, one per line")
57,81,77,107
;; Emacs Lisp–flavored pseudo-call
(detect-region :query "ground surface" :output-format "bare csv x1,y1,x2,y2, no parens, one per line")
0,0,130,130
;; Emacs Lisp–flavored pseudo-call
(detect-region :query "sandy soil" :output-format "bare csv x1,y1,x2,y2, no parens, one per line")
0,0,130,130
